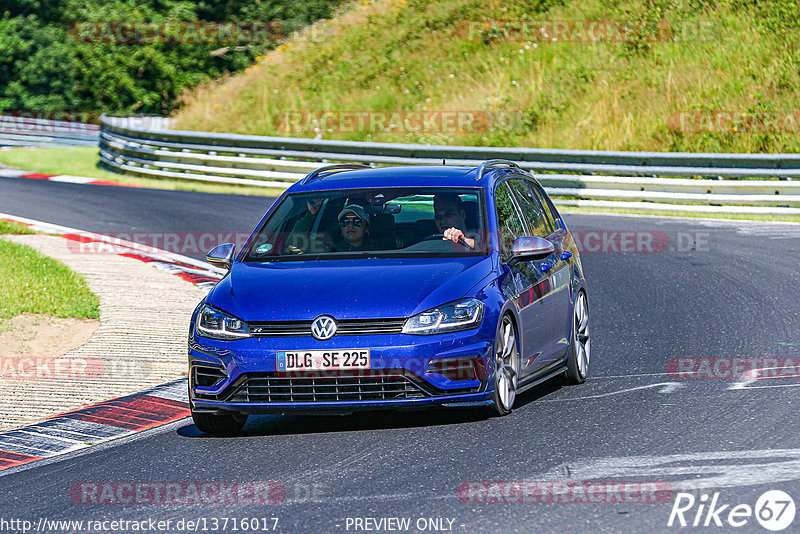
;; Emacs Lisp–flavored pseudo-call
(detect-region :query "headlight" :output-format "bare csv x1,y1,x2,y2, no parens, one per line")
402,298,485,335
195,304,250,340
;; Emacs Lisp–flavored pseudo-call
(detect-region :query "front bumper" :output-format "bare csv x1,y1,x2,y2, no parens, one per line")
188,318,497,414
191,391,495,415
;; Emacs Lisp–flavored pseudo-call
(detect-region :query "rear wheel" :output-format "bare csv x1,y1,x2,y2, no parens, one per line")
191,411,248,435
490,315,519,416
564,290,590,385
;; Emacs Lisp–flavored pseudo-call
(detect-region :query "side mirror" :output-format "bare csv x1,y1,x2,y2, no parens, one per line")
508,236,554,266
206,243,235,270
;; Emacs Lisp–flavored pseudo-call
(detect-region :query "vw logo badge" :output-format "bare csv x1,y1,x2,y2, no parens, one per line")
311,315,337,341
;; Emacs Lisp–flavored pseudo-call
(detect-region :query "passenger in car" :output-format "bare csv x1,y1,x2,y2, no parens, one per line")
287,197,321,234
286,197,330,254
433,193,476,249
332,205,372,252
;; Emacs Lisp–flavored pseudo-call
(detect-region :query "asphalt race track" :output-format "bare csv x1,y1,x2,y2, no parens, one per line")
2,177,800,532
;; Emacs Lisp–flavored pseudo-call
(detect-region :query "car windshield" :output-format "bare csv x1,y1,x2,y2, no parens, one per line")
242,187,489,261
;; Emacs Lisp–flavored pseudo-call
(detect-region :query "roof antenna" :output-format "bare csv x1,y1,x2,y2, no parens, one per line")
442,158,446,165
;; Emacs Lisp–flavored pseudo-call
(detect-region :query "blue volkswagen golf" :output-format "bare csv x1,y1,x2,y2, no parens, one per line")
188,160,590,434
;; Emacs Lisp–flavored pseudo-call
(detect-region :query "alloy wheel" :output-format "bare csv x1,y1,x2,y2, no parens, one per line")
574,291,590,379
495,315,519,412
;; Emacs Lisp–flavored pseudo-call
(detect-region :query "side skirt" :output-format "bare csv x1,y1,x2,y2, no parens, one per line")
517,361,567,395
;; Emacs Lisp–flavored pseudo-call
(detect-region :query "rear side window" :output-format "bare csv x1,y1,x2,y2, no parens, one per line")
494,182,526,260
508,179,551,238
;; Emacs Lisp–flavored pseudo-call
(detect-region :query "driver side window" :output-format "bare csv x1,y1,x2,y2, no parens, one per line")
494,182,526,260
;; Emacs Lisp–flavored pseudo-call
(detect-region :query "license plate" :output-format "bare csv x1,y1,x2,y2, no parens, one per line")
276,349,371,371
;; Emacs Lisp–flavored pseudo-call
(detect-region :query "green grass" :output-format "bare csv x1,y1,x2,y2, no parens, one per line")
174,0,800,154
0,220,36,234
0,239,99,319
0,146,283,197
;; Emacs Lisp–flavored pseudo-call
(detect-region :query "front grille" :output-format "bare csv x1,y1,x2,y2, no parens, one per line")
223,372,427,403
248,318,406,337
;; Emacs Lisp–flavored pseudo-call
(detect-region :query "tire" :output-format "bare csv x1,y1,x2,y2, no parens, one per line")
489,314,519,416
564,290,590,385
191,411,248,435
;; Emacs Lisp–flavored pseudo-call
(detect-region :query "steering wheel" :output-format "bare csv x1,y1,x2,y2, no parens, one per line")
421,233,470,248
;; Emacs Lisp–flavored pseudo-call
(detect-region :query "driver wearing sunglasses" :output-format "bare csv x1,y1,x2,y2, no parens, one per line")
333,205,371,251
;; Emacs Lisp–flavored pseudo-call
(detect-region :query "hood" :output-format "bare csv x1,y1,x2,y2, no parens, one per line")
207,256,495,321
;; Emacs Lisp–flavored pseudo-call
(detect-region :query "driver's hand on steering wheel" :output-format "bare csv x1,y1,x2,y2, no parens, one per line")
442,227,475,248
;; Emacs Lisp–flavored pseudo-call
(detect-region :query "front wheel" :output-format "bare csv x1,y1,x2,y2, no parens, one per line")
564,290,590,385
192,410,248,435
489,315,519,416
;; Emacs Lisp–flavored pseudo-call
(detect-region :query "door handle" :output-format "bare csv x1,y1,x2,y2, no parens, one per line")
560,251,572,261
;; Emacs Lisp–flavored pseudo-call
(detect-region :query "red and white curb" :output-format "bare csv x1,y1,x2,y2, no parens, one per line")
0,214,227,472
0,166,138,188
0,213,225,291
0,379,188,472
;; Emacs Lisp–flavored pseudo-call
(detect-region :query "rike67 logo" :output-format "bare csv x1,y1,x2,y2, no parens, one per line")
668,490,796,531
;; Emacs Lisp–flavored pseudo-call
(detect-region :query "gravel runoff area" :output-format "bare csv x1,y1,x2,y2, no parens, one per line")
0,234,206,431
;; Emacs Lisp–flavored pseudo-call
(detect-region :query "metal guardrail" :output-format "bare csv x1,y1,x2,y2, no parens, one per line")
0,115,99,147
96,115,800,213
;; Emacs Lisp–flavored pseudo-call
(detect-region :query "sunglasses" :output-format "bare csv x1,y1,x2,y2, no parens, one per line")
339,217,365,227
